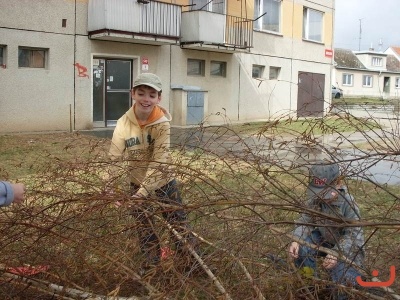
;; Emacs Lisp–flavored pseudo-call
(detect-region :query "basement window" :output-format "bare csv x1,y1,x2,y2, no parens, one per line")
210,61,226,77
0,46,4,65
252,65,265,78
269,66,280,80
18,47,47,68
187,59,205,76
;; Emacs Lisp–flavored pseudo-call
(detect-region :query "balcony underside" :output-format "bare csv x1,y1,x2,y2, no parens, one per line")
180,41,250,53
88,29,180,45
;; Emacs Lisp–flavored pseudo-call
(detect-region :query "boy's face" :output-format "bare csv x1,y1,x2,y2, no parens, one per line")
132,85,161,114
318,180,342,203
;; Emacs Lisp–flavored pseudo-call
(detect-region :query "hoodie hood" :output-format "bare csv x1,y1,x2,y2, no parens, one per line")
126,105,171,127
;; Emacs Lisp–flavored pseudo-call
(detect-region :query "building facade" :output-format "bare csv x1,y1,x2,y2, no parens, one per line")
333,47,400,99
0,0,335,133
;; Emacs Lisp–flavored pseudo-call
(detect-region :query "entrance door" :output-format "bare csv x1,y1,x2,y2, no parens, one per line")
297,72,325,117
383,77,390,99
92,58,132,127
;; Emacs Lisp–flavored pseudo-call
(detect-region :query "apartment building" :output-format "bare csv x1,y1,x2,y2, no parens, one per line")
0,0,335,133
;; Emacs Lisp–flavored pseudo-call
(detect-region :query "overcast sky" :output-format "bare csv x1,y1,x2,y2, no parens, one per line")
333,0,400,51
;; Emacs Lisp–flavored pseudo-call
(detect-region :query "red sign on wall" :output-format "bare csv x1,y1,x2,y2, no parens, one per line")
325,49,333,58
141,57,149,71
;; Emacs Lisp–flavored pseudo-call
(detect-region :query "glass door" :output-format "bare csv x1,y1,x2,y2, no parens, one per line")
92,58,132,127
105,60,131,126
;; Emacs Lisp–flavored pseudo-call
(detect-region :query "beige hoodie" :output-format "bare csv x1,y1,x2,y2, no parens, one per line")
109,105,173,196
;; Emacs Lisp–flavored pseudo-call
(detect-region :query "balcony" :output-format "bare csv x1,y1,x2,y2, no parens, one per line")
88,0,181,45
180,11,253,52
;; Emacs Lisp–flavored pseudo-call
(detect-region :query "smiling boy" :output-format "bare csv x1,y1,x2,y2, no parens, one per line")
109,73,193,272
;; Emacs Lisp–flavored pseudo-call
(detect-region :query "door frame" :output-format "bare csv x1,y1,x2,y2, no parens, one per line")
92,55,139,128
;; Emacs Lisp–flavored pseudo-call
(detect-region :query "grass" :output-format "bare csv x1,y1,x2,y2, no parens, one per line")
0,132,109,179
332,96,398,105
227,115,380,136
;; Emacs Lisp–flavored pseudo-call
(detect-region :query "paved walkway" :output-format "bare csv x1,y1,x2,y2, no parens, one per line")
83,115,400,153
81,118,400,184
83,120,399,160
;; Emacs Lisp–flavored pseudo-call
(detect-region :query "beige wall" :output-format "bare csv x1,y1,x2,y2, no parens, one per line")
0,0,90,132
0,29,76,132
169,48,237,124
0,0,76,34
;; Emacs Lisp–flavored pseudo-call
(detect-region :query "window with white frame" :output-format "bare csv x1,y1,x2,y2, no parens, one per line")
303,8,323,42
342,73,353,86
187,59,205,76
395,77,400,88
371,57,383,67
252,65,265,78
210,61,226,77
363,75,373,87
269,66,280,80
254,0,281,33
189,0,225,14
18,47,47,68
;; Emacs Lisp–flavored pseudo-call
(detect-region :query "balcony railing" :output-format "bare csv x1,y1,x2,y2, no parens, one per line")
225,15,253,49
181,11,253,50
88,0,181,43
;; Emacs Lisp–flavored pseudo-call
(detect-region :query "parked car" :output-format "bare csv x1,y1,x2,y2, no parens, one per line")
332,85,343,99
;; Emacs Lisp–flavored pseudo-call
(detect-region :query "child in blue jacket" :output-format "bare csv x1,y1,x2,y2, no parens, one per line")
0,181,25,206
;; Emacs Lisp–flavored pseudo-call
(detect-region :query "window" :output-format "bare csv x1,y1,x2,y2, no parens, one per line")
269,66,280,80
189,0,225,13
363,75,373,87
372,57,382,67
303,8,323,42
342,73,353,86
252,65,265,78
0,46,4,65
395,77,400,88
18,47,47,68
210,61,226,77
254,0,281,32
187,59,205,76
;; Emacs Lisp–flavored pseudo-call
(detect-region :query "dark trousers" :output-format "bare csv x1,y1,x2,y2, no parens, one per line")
130,179,191,263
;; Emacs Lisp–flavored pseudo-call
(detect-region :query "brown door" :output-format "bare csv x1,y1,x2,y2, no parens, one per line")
297,72,325,117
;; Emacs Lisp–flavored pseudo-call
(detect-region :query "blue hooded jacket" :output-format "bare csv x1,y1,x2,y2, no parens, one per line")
0,181,14,206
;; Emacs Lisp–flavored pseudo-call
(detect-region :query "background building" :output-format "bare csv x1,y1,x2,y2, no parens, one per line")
0,0,335,133
332,47,400,99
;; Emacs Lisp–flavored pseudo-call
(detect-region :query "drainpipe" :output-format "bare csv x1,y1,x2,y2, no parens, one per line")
169,44,172,114
238,60,240,121
289,0,294,113
72,0,77,131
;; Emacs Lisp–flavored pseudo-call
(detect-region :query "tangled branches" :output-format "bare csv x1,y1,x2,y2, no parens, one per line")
0,109,399,299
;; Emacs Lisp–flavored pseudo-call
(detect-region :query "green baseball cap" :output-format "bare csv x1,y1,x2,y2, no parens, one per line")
133,73,162,92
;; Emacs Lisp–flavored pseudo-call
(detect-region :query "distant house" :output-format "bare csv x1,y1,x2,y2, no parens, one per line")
332,47,400,99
